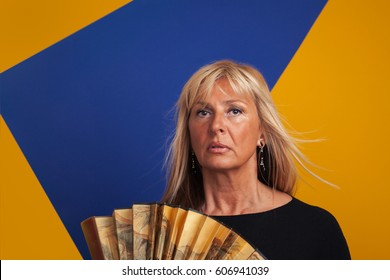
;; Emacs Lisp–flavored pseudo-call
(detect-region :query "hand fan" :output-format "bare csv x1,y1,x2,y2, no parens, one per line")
81,203,265,260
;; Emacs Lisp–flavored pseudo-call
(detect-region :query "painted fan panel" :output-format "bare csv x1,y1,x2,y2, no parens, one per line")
81,203,266,260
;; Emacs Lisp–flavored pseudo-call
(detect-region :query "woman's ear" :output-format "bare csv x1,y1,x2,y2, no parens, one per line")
257,137,265,147
257,127,266,146
257,123,266,147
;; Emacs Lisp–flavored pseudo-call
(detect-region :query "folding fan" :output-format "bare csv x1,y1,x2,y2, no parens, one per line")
81,203,265,260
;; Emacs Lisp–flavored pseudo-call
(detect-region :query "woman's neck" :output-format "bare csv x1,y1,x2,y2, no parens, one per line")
201,167,269,215
200,166,292,216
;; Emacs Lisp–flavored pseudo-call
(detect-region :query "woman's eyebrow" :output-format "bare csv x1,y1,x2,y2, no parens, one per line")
193,101,209,109
195,99,248,106
223,99,248,105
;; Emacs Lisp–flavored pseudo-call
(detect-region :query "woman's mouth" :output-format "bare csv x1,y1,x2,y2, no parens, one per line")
208,142,230,153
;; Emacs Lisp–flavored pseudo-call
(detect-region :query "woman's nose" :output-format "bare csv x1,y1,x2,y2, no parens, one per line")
209,112,226,134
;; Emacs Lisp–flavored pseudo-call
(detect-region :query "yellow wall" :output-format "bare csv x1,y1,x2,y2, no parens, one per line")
0,0,133,73
273,0,390,259
0,117,82,259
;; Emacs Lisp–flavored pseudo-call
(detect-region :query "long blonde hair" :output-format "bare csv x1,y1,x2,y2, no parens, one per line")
162,60,307,209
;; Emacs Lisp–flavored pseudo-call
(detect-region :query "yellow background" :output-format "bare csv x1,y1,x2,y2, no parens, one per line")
1,0,389,259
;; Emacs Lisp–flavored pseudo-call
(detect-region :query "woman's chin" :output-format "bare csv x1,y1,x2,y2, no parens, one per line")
201,163,238,172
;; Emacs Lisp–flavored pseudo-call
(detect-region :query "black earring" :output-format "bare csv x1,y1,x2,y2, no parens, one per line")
259,143,266,172
191,152,197,175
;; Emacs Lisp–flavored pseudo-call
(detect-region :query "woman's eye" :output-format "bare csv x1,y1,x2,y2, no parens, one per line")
229,108,242,115
197,110,211,117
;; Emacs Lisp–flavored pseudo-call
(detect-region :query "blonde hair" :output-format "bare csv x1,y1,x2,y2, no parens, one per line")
162,60,308,209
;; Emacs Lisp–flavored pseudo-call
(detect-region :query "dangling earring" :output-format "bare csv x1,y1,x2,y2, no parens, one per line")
191,152,197,175
259,143,266,172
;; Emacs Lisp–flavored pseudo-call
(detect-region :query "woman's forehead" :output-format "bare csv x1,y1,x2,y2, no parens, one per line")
194,78,254,105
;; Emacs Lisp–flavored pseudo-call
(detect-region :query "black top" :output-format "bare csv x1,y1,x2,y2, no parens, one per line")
212,197,351,260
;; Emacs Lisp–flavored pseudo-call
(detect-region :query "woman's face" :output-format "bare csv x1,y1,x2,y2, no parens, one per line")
188,79,262,173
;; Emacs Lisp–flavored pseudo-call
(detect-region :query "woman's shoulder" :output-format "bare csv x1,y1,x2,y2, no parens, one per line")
282,197,345,233
287,197,351,259
287,197,328,211
288,197,336,216
213,196,351,260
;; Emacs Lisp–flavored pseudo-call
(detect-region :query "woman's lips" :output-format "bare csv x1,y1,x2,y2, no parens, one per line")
207,142,230,153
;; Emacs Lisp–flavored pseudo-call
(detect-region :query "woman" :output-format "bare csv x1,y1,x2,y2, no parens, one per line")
162,60,350,260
